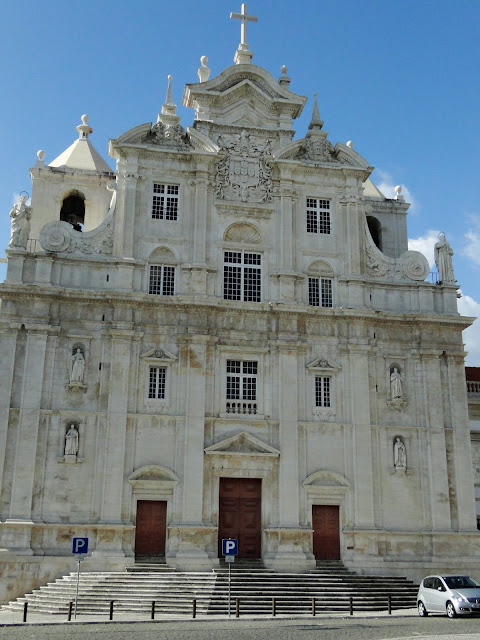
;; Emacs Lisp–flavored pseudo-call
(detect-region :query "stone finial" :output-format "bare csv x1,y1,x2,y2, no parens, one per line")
198,56,211,83
37,150,45,161
278,64,291,87
346,141,354,149
161,75,177,116
308,93,324,130
281,65,288,75
76,114,93,139
395,185,402,198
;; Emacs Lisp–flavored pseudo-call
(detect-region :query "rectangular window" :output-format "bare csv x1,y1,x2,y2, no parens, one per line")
308,277,333,307
306,198,331,234
223,251,261,302
149,265,175,295
226,360,258,414
152,184,179,220
315,376,331,407
149,367,166,399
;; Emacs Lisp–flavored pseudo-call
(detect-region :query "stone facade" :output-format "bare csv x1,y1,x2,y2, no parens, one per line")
0,27,478,602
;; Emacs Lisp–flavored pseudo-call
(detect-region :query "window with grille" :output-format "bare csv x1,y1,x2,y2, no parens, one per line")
223,251,261,302
149,367,166,399
306,198,331,234
152,184,179,220
226,359,258,414
315,376,331,408
308,277,333,307
149,265,175,295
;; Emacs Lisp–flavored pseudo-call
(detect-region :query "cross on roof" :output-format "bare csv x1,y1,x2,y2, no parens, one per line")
230,3,258,46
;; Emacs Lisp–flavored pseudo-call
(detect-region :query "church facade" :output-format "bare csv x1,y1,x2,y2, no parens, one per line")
0,10,478,602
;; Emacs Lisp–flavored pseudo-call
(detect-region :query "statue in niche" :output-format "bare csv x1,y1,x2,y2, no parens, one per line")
8,194,31,249
70,348,85,383
65,425,79,456
434,233,455,284
393,437,406,470
390,367,403,400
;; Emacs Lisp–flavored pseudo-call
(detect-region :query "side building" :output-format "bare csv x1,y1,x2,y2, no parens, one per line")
0,35,477,601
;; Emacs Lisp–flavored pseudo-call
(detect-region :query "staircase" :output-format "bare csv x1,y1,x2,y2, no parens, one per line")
1,560,418,617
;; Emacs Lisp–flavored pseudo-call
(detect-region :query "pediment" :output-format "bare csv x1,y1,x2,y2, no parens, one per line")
275,138,372,170
303,470,351,488
205,432,280,457
128,465,178,490
140,347,177,362
306,357,340,373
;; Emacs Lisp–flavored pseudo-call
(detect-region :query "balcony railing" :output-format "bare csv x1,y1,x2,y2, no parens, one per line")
467,381,480,394
225,402,257,415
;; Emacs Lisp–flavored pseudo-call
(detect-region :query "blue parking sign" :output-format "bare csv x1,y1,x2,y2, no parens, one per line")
222,538,238,556
72,537,88,554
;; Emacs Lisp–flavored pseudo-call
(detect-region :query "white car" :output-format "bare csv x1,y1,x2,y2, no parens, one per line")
417,575,480,618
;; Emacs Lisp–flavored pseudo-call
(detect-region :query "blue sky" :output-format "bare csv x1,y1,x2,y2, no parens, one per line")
1,0,479,361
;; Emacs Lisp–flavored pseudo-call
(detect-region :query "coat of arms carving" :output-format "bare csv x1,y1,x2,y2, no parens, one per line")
214,130,273,203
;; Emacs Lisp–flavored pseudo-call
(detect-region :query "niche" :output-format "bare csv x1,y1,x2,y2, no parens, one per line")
367,216,382,250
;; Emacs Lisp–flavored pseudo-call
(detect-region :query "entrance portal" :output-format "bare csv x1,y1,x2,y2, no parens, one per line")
134,500,167,556
218,478,261,558
312,505,340,560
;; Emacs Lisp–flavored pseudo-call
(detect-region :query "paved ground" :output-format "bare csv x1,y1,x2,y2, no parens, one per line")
1,609,480,640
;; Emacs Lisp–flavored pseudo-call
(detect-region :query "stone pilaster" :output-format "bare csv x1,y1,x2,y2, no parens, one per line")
192,167,209,265
349,343,375,528
0,328,18,507
97,329,134,534
421,351,452,530
446,353,477,530
6,328,50,553
114,160,139,258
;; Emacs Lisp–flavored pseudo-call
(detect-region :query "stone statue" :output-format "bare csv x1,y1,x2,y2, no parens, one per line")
9,194,31,249
70,348,85,383
434,233,455,284
390,367,403,400
394,437,406,470
65,425,79,456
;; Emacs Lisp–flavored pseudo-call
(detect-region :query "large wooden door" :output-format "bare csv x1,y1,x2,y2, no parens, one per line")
218,478,261,558
312,505,340,560
135,500,167,556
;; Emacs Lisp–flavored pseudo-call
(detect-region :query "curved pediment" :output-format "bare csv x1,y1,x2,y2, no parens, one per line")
303,470,350,488
128,465,178,490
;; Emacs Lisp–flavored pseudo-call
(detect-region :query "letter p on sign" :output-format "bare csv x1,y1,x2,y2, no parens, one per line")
72,537,88,554
222,538,238,556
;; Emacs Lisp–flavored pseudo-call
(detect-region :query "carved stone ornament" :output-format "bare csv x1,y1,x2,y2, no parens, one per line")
40,218,113,255
365,222,429,282
387,396,408,411
214,130,273,203
224,223,261,244
300,136,339,164
141,121,191,148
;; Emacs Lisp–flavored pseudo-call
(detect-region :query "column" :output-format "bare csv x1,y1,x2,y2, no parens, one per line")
191,166,209,294
113,159,138,258
277,182,298,301
349,344,375,528
447,354,476,530
421,352,452,529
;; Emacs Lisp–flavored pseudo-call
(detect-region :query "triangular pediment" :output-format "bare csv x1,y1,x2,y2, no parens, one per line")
306,357,340,373
140,347,177,362
205,432,280,457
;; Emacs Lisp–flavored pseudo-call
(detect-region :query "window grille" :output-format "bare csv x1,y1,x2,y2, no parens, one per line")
223,251,261,302
149,367,166,399
152,184,179,220
306,198,331,234
308,277,333,307
226,360,258,414
149,265,175,295
315,376,331,407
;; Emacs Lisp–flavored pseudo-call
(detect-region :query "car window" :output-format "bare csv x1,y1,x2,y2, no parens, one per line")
423,577,434,589
444,576,480,589
433,578,445,591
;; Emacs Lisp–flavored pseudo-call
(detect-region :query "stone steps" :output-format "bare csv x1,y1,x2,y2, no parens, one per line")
2,561,418,616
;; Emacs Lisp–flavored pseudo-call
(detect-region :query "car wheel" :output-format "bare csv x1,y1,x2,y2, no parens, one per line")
418,601,428,617
446,601,457,618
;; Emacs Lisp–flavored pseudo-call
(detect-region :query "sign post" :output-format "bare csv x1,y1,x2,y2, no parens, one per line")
72,537,88,619
222,538,238,617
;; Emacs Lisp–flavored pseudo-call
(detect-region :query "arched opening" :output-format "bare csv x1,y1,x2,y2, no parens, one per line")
367,216,382,250
60,192,85,231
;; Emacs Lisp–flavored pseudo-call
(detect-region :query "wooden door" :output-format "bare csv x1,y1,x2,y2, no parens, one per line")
135,500,167,556
218,478,261,558
312,505,340,560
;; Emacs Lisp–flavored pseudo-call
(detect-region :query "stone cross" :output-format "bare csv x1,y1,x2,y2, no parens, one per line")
230,3,258,46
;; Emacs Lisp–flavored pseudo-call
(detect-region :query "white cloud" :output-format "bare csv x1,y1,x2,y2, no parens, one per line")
463,214,480,268
458,293,480,365
408,230,440,268
375,169,420,214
